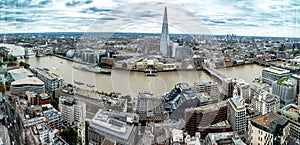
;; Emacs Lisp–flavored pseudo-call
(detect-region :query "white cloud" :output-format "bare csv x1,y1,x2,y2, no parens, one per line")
1,0,300,37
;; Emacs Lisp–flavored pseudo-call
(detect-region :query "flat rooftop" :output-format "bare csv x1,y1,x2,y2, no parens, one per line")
278,104,300,123
252,113,278,127
186,101,227,112
8,68,33,76
263,67,290,74
90,110,135,141
11,77,44,86
251,113,288,134
207,132,246,145
229,96,246,111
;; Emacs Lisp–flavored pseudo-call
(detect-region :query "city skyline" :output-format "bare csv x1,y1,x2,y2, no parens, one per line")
1,0,300,37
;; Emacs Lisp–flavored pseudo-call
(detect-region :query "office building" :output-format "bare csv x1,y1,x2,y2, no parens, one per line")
262,67,291,85
88,109,138,145
30,67,63,96
248,113,289,145
134,93,168,123
59,96,86,144
192,81,220,99
184,101,228,137
163,83,200,120
228,94,247,135
42,104,61,130
11,77,45,96
272,77,295,107
235,79,250,101
58,96,86,127
205,132,246,145
251,91,280,115
159,7,170,57
277,104,300,143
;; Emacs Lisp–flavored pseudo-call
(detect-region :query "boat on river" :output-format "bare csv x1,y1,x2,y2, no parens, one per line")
74,81,84,85
73,64,111,74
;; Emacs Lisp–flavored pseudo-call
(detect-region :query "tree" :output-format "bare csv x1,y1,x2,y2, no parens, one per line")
19,61,30,69
0,85,5,93
121,95,131,102
51,98,58,110
61,126,78,145
8,96,12,102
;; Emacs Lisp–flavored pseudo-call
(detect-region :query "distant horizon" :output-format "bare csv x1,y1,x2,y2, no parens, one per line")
1,0,300,38
1,31,300,39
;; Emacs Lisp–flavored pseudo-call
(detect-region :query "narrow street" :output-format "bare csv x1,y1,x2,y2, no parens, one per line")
3,97,21,145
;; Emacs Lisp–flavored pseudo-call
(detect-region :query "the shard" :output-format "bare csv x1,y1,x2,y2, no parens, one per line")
159,7,170,57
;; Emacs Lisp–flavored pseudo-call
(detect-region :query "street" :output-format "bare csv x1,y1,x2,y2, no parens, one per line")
3,97,22,145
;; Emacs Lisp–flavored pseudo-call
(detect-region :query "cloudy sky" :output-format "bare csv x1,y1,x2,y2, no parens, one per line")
1,0,300,37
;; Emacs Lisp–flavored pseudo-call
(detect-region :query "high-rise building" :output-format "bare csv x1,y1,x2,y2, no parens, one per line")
228,94,247,135
30,67,63,97
184,101,228,137
58,96,86,144
251,91,280,115
272,77,295,107
159,7,170,57
262,67,291,85
248,113,289,145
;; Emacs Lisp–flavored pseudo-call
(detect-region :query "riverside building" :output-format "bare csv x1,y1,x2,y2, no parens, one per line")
262,67,291,85
272,77,295,107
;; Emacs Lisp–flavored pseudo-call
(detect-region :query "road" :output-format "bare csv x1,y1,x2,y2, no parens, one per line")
3,97,22,145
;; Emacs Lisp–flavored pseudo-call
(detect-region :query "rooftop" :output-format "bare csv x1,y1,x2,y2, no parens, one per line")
251,113,288,134
275,77,294,87
89,109,135,141
31,67,62,80
206,132,246,145
278,104,300,123
229,96,246,111
263,67,290,75
11,77,44,86
8,68,33,77
186,101,227,112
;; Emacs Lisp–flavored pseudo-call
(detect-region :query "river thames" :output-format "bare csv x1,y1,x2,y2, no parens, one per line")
23,56,266,97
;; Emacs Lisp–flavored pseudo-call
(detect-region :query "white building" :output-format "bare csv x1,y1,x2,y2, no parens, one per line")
262,67,291,85
88,109,138,145
248,113,289,145
58,96,86,144
251,91,280,115
228,88,247,135
10,77,45,96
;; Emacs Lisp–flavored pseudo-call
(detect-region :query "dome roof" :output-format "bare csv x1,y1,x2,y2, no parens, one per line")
66,50,75,58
